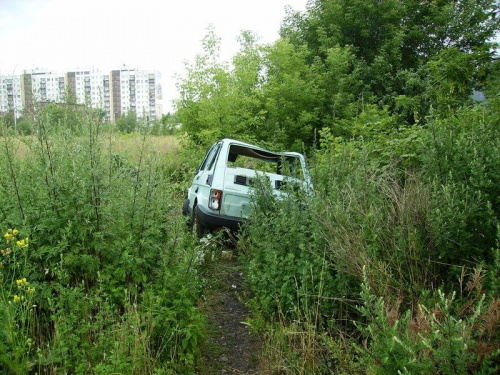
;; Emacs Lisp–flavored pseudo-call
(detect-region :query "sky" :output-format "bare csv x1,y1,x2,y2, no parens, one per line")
0,0,309,112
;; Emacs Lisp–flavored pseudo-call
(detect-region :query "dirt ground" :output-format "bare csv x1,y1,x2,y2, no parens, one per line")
197,251,261,374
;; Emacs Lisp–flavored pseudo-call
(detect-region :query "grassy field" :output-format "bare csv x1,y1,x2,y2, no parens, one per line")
108,134,180,161
3,133,179,161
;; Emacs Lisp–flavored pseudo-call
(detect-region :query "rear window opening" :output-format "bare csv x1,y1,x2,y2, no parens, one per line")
226,144,305,180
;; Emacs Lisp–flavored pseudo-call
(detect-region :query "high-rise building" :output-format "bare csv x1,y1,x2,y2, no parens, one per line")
25,70,66,103
0,74,22,117
0,67,162,122
65,70,112,122
110,67,162,122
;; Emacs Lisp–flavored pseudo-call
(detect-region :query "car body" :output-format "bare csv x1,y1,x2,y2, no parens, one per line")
182,138,312,234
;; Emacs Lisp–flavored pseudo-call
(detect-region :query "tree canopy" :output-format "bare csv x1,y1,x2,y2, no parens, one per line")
175,1,499,149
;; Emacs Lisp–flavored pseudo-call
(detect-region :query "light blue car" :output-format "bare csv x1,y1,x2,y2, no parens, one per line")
182,138,312,236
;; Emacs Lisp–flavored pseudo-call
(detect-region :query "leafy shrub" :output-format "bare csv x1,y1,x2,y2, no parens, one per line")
357,269,500,374
241,177,341,372
243,102,500,371
243,180,335,321
419,106,500,282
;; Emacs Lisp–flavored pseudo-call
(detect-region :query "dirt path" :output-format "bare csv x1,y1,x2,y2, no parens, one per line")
197,251,261,374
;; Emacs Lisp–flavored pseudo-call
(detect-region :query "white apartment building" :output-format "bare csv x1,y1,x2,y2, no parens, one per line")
0,67,162,123
29,70,66,103
0,74,22,116
110,67,162,122
66,70,112,121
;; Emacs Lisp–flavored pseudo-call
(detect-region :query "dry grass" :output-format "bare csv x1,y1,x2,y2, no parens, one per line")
1,134,180,163
0,137,31,159
110,134,179,162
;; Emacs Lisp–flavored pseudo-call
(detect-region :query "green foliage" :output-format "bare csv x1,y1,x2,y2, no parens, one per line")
0,230,34,374
419,106,500,277
150,112,180,136
0,105,205,372
241,101,500,370
485,58,500,105
243,181,335,320
176,27,268,147
37,103,86,133
116,110,138,133
262,39,323,149
282,0,498,122
357,271,500,374
0,113,16,130
177,0,498,148
425,47,478,112
15,118,32,135
171,0,500,371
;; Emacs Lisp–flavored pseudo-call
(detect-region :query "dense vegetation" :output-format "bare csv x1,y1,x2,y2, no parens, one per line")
176,0,500,373
243,104,500,372
176,0,499,150
0,106,205,373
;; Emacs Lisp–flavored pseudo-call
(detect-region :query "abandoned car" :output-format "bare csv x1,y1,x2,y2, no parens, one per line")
182,138,312,235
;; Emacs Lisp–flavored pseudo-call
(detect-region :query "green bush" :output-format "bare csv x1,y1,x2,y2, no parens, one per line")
419,106,500,282
357,270,500,374
243,102,500,371
243,180,335,321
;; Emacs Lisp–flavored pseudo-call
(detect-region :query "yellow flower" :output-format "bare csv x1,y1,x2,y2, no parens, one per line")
0,248,11,257
12,229,19,236
16,278,28,287
15,239,28,248
27,287,35,294
13,295,20,303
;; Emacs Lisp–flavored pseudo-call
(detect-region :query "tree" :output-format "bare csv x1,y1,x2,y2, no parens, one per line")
150,112,180,135
260,39,322,149
1,112,15,129
175,26,232,145
116,111,137,133
485,57,500,103
176,1,499,148
280,0,500,125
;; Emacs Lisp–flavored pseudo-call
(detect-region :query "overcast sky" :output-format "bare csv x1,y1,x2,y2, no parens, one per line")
0,0,309,112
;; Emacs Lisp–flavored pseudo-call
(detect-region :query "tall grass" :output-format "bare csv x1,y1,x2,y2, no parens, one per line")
0,106,203,373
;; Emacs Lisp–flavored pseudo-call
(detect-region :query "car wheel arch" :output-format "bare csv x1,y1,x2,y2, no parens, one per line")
191,201,206,237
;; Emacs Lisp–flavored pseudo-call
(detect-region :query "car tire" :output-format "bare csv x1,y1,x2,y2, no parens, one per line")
192,204,205,238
